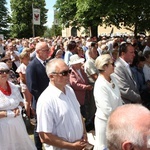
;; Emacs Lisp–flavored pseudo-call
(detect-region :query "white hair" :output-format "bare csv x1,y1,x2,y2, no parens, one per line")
106,121,144,150
106,104,149,150
46,58,64,77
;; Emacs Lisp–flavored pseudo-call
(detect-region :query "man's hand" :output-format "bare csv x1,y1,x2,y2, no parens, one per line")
72,140,87,150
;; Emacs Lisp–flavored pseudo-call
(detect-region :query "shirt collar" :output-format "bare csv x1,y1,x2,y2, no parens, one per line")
119,57,130,68
36,56,45,65
48,82,65,97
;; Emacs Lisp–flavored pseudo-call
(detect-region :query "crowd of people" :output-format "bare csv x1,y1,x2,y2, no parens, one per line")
0,34,150,150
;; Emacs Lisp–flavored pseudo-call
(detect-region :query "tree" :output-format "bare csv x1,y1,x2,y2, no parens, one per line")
76,0,105,37
54,0,102,37
10,0,48,38
55,0,150,37
43,25,62,38
54,0,77,28
104,0,150,37
0,0,10,38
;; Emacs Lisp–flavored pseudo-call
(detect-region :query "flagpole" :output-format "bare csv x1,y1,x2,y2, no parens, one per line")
32,3,35,37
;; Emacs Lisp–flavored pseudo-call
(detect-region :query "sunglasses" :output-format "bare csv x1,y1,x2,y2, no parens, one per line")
53,69,71,76
0,70,10,75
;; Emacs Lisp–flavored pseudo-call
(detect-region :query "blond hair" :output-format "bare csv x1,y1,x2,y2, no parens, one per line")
19,51,29,62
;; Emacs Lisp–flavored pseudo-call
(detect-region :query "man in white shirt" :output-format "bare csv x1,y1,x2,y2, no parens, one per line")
36,58,87,150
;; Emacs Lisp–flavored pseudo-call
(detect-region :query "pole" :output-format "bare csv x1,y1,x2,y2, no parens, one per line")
32,3,35,37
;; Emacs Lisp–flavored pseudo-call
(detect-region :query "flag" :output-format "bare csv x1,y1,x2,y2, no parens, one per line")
33,8,40,25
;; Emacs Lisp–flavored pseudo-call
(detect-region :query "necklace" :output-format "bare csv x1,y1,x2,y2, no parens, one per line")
0,81,11,96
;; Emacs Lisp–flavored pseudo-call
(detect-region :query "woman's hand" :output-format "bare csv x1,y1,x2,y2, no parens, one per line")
0,110,7,119
13,106,22,117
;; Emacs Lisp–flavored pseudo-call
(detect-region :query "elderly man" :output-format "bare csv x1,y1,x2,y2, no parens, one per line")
106,104,150,150
6,42,20,68
26,42,50,150
113,42,141,104
36,58,88,150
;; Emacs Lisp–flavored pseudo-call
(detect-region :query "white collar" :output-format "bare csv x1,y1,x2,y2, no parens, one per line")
119,57,130,68
36,56,45,65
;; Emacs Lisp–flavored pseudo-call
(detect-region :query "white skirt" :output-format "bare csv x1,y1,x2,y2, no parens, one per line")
94,116,107,150
0,115,36,150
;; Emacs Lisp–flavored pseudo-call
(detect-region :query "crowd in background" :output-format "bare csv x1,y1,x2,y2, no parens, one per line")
0,34,150,150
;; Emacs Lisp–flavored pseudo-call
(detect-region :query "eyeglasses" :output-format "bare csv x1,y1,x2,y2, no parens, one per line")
0,70,10,75
42,49,49,52
52,69,71,76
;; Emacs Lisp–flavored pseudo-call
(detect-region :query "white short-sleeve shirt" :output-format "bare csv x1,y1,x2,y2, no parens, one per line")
36,83,83,150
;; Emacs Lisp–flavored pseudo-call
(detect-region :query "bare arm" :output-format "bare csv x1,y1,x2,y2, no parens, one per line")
39,132,87,150
0,111,7,119
81,116,88,142
19,73,26,84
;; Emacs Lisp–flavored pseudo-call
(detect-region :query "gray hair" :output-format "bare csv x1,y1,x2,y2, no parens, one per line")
106,104,149,150
46,58,64,77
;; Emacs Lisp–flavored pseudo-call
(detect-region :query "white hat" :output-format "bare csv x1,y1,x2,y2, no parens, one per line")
0,62,9,70
69,54,85,66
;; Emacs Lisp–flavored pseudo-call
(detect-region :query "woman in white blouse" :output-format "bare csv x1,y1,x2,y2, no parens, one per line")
93,54,122,150
0,62,36,150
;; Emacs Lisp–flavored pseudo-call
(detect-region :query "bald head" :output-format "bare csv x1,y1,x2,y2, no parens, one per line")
106,104,150,150
35,42,49,60
35,42,48,52
109,104,150,126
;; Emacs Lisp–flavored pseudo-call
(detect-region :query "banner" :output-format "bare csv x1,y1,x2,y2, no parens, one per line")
33,8,40,25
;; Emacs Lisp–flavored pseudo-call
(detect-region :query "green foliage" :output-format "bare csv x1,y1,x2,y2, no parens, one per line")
10,0,48,38
0,0,10,38
55,0,150,37
43,25,62,38
104,0,150,36
54,0,77,27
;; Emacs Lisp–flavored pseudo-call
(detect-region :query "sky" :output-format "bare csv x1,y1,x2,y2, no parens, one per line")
6,0,57,27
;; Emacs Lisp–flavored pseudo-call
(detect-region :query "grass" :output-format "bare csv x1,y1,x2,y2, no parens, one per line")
24,118,45,150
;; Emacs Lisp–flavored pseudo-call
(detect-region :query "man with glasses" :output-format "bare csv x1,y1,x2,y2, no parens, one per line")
36,58,88,150
26,42,49,150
